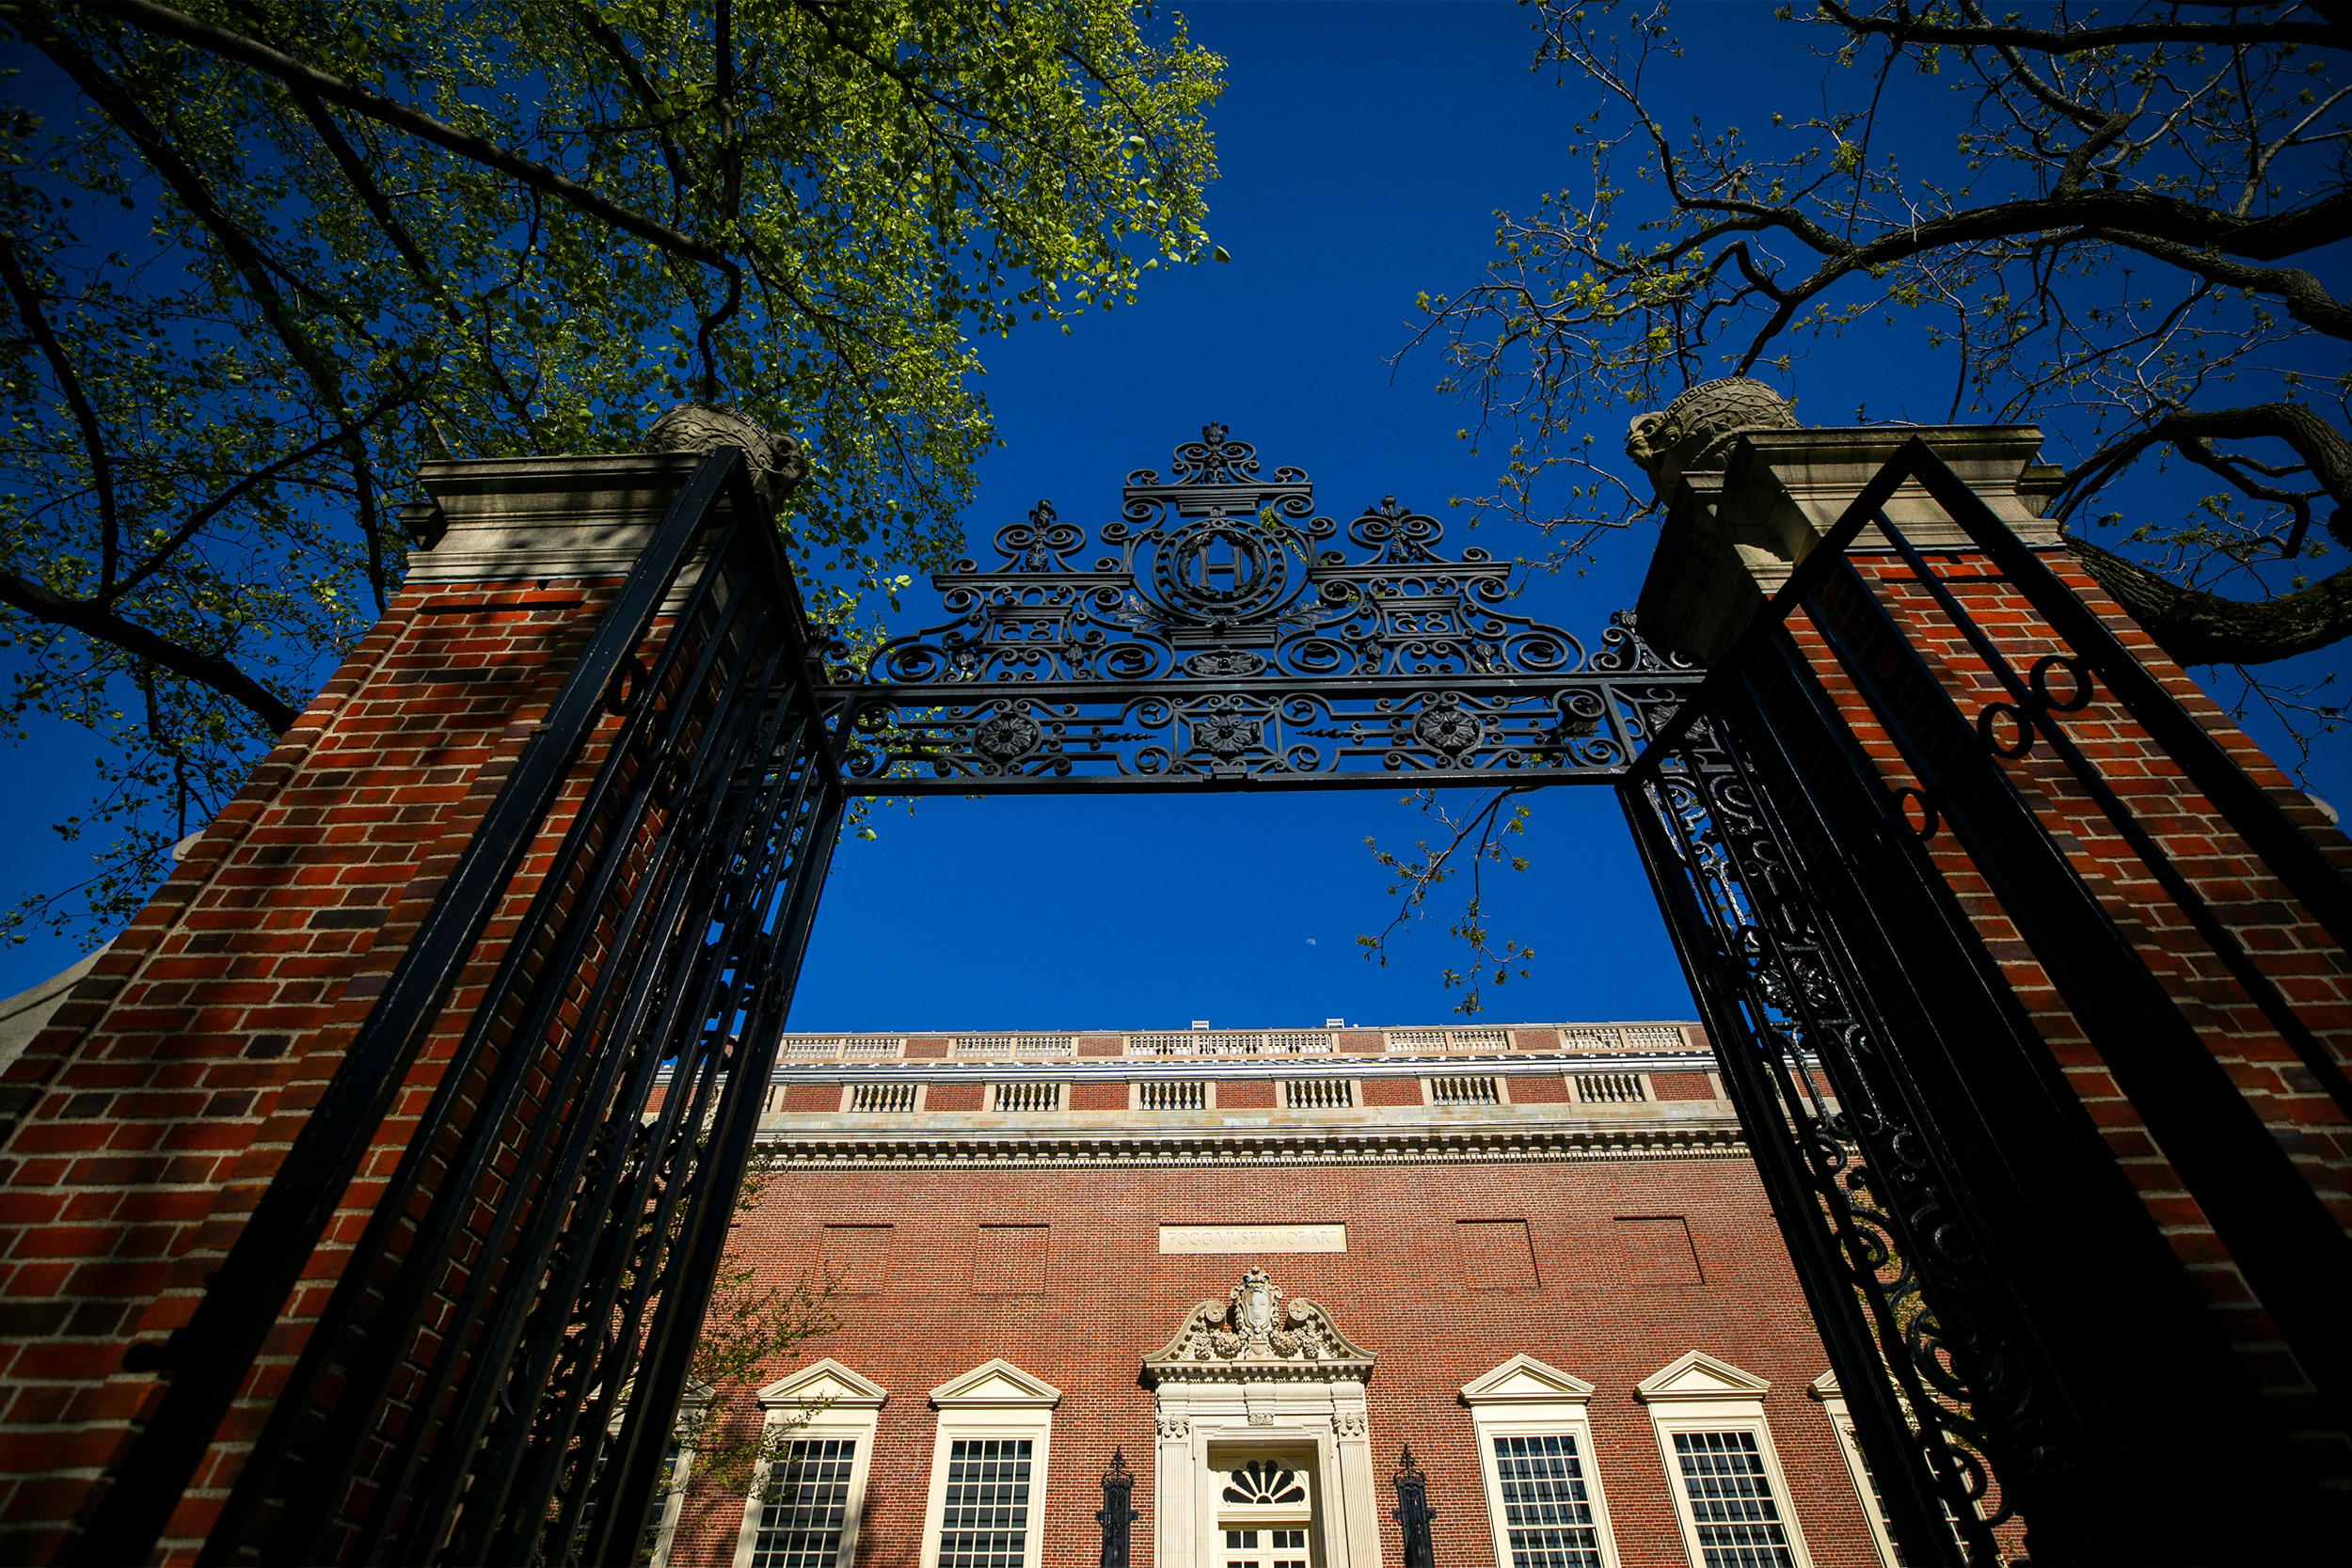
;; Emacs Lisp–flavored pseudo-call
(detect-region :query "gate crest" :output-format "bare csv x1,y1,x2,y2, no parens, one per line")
827,425,1698,790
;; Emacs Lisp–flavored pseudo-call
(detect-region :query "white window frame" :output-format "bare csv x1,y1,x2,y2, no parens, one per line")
608,1382,708,1568
1635,1352,1811,1568
1808,1370,1897,1568
733,1358,889,1568
921,1358,1062,1568
1460,1354,1621,1568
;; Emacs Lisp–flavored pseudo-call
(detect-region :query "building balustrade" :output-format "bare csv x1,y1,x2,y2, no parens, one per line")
992,1083,1063,1113
1429,1076,1502,1107
755,1022,1700,1065
1572,1072,1649,1104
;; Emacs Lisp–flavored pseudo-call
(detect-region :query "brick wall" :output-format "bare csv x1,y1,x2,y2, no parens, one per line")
0,572,630,1558
1784,544,2352,1488
668,1154,1887,1568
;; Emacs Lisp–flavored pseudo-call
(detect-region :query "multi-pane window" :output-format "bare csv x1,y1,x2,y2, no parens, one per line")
1492,1434,1603,1568
937,1438,1034,1568
1222,1527,1308,1568
751,1439,857,1568
1672,1432,1796,1568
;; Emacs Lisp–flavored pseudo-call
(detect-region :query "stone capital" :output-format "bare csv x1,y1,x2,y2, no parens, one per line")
1635,423,2060,664
405,405,803,586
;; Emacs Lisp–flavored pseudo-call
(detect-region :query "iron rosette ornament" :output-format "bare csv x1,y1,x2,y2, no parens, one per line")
822,427,1701,791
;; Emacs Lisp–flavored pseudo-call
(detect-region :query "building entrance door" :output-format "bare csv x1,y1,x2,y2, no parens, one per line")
1216,1457,1314,1568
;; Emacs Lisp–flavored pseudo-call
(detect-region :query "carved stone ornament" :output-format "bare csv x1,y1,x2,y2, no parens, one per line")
1141,1266,1375,1384
1158,1416,1190,1440
641,401,810,507
1623,377,1799,500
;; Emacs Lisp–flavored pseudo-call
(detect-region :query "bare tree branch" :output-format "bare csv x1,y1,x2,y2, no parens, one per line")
1819,0,2347,55
2067,535,2352,665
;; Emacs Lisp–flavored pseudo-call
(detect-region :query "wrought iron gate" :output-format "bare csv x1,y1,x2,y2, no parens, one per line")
79,428,2349,1564
79,450,845,1567
1628,440,2352,1563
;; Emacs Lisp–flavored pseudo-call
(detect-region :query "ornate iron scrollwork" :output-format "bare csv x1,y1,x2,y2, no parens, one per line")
1634,710,2028,1564
821,426,1700,791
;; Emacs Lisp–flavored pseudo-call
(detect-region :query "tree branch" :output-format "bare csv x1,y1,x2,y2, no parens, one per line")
0,230,120,594
1820,0,2346,55
2068,536,2352,666
83,0,740,281
2087,230,2352,339
0,570,299,731
103,396,410,605
283,87,541,431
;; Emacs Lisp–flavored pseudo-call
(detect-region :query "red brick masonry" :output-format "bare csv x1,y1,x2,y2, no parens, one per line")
662,1155,1889,1568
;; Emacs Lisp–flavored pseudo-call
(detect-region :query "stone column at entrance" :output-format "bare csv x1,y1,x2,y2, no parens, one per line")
0,410,799,1563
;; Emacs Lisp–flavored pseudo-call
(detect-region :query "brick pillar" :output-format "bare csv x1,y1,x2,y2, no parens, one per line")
1634,396,2352,1544
0,449,716,1562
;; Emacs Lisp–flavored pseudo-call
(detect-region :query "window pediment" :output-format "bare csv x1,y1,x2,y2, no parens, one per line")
755,1358,888,1411
929,1356,1063,1408
1634,1350,1771,1402
1459,1354,1596,1406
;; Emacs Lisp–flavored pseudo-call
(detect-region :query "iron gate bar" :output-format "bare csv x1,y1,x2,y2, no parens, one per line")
453,683,821,1565
1623,744,2002,1565
1899,453,2352,956
1715,621,2343,1560
229,507,778,1563
1696,644,2118,1555
1867,505,2352,1118
485,520,842,1567
1797,526,2352,1432
561,751,843,1568
1621,436,2352,1560
586,802,846,1564
1621,443,1925,789
379,614,803,1563
76,449,759,1568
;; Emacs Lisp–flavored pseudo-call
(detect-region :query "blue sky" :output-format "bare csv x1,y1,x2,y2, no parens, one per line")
4,3,2344,1029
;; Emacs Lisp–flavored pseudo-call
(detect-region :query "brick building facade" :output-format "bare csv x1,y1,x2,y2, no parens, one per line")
648,1022,1903,1568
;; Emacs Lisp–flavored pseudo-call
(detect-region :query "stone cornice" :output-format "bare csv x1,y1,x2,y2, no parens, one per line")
749,1121,1746,1170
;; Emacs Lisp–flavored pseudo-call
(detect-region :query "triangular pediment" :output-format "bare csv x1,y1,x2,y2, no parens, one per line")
930,1357,1062,1409
1635,1350,1771,1402
1808,1369,1841,1399
1460,1354,1595,1405
756,1358,889,1410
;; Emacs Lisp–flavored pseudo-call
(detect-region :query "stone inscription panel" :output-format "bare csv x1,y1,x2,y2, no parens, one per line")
1158,1223,1346,1254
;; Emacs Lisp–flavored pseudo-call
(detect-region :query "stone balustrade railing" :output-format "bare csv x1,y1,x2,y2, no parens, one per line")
758,1022,1703,1064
